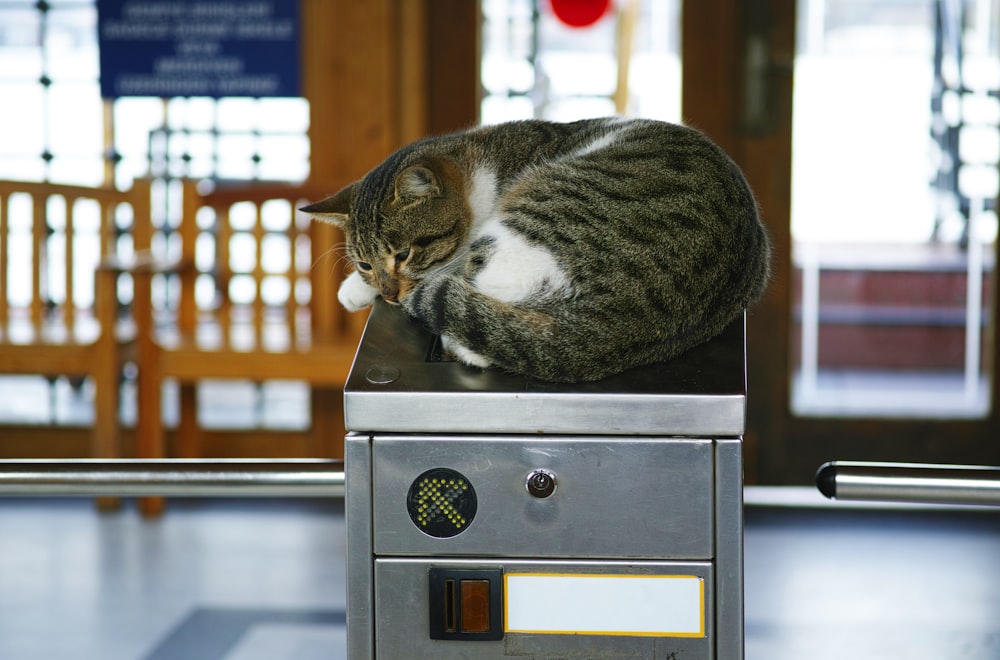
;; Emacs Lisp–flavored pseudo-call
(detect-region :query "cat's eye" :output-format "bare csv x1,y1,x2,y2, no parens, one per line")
395,248,410,264
356,261,372,272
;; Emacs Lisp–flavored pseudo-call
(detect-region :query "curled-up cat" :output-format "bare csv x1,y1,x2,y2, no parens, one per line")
302,117,769,383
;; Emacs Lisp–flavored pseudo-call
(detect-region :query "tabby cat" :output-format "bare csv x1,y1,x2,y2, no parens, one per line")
303,117,769,382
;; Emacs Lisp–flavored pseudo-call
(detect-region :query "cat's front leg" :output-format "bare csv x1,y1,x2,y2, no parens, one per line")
402,275,494,370
338,271,379,311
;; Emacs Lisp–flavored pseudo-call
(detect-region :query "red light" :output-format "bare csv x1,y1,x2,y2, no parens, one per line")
549,0,612,28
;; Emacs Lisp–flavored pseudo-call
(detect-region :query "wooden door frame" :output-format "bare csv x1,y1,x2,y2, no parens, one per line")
683,0,1000,484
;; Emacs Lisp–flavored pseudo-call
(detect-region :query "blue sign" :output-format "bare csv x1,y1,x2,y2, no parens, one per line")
97,0,300,98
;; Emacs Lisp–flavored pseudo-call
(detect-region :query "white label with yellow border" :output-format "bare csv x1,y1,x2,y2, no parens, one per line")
504,573,705,637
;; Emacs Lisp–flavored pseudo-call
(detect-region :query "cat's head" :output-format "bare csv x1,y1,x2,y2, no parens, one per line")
302,157,469,304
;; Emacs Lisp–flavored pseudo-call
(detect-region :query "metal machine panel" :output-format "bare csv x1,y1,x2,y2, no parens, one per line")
345,434,375,660
371,435,715,559
374,558,714,660
345,300,748,658
714,438,745,660
344,301,747,437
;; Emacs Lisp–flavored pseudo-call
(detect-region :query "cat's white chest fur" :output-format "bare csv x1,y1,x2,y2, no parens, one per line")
467,165,571,304
473,222,571,303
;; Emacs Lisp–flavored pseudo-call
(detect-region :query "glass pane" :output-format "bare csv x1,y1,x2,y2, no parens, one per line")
0,83,44,156
480,0,681,124
45,5,99,80
0,158,44,181
48,82,103,154
0,8,43,80
167,96,216,131
48,157,104,186
257,97,309,133
791,0,999,418
257,134,309,181
216,97,257,132
216,134,256,179
114,97,165,186
182,132,217,178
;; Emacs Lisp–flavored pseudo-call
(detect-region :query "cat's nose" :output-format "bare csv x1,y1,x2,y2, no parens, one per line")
381,282,400,303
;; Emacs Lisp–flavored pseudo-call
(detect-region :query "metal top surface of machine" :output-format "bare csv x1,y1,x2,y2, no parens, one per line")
344,301,747,436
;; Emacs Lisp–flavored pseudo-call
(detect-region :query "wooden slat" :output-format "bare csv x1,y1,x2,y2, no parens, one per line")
286,205,300,344
132,179,153,253
310,220,342,341
30,193,44,330
253,201,265,347
0,343,92,372
614,0,638,114
425,0,480,134
64,196,76,330
217,205,232,347
0,425,327,461
0,181,136,201
0,192,8,329
179,179,201,335
159,342,356,384
398,0,428,144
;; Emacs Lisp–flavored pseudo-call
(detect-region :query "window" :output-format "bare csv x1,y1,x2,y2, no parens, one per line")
0,0,310,187
0,0,310,427
791,0,999,418
480,0,681,124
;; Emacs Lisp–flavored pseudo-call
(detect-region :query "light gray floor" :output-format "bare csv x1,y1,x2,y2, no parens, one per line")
745,503,1000,660
0,498,346,660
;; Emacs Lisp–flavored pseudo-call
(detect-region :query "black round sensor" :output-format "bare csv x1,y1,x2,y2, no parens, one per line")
406,467,478,538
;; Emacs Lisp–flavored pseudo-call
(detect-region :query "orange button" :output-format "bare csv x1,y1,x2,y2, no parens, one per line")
460,579,491,633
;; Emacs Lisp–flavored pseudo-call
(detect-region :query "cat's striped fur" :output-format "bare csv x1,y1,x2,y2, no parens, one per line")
303,118,769,382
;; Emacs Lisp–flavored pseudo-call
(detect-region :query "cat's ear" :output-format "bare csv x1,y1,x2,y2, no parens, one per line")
300,183,356,227
394,164,442,202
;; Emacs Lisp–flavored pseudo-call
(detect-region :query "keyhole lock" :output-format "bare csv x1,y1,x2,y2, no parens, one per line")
525,469,557,498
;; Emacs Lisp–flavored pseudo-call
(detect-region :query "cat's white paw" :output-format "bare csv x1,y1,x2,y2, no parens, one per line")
442,335,492,369
338,271,379,311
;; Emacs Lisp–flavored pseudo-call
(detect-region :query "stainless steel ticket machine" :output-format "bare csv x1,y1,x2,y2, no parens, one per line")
343,301,747,659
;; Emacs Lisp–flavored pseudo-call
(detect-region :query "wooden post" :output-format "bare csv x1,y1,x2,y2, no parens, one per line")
298,0,479,458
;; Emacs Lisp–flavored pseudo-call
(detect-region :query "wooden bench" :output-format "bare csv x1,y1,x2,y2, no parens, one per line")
131,180,362,514
0,179,151,473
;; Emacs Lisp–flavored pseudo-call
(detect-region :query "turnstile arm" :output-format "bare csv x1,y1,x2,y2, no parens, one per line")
0,459,345,498
817,461,1000,506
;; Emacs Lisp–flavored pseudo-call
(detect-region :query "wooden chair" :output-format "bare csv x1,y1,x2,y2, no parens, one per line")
131,180,361,515
0,180,151,479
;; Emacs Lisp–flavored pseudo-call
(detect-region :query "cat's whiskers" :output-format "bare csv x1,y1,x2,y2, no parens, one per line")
311,242,354,278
